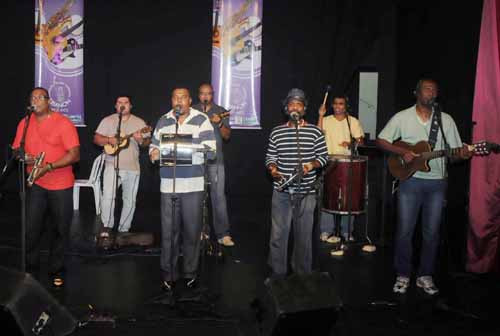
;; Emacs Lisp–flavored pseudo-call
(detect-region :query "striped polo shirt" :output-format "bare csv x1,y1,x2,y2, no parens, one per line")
265,123,328,193
150,108,216,193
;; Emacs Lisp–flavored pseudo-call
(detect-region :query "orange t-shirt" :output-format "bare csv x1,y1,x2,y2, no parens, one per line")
12,112,80,190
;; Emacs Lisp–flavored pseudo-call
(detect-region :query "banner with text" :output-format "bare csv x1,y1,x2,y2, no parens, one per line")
35,0,85,126
211,0,263,129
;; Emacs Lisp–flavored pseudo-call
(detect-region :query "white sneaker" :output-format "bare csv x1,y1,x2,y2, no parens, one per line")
393,276,410,294
218,235,235,247
326,235,341,244
320,232,329,242
416,276,439,295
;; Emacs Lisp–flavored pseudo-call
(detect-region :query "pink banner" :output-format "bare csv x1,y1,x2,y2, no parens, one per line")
467,0,500,273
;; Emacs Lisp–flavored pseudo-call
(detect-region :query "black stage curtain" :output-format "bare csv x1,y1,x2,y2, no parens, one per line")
3,0,397,198
2,1,482,246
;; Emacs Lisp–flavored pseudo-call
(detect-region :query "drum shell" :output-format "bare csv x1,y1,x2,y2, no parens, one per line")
322,155,367,214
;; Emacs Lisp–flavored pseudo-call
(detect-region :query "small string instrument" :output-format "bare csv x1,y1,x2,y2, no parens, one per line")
103,126,152,156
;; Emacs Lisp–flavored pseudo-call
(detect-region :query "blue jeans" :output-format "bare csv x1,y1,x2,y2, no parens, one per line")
269,190,316,275
208,163,230,239
320,211,354,239
395,177,447,277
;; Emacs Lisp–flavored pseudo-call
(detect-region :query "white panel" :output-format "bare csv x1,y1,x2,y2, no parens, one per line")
358,72,378,140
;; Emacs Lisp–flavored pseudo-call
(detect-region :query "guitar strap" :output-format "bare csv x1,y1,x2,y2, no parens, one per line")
428,108,449,151
427,111,440,150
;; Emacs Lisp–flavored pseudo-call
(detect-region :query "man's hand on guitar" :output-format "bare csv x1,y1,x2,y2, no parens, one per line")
107,136,118,146
210,113,222,124
403,150,419,163
459,143,473,160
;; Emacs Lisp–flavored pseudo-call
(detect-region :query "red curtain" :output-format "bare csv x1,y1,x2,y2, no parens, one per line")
467,0,500,273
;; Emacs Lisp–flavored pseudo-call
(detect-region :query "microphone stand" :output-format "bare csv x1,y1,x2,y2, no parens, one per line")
18,111,33,272
107,109,123,247
290,116,305,250
168,109,180,306
200,101,218,259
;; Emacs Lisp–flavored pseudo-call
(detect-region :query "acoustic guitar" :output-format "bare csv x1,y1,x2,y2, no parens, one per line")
104,126,152,156
387,140,499,180
212,111,230,120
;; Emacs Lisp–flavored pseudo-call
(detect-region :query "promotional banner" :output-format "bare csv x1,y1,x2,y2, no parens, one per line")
211,0,263,129
35,0,85,126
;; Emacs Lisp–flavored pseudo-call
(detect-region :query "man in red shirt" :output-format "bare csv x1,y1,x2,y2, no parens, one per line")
12,87,80,287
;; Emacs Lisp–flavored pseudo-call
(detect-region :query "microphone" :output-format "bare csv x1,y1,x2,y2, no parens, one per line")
174,105,182,119
202,99,208,112
119,105,125,114
290,111,300,121
429,97,439,109
26,105,35,113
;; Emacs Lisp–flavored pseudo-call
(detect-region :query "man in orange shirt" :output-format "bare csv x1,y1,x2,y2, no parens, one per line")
12,87,80,287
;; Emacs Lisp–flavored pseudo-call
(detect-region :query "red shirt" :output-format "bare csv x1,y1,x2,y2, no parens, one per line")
12,112,80,190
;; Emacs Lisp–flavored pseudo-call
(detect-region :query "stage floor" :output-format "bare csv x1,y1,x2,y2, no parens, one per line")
0,190,498,336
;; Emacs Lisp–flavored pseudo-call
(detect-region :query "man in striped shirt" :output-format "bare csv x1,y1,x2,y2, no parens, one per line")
265,88,329,276
150,88,216,293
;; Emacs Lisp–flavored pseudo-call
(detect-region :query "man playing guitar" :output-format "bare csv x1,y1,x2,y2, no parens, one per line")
192,83,235,247
377,79,472,296
94,95,151,237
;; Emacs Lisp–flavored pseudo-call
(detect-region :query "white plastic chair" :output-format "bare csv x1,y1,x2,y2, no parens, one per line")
73,153,105,214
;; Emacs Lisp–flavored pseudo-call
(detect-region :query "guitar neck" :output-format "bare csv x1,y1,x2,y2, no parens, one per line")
422,146,462,160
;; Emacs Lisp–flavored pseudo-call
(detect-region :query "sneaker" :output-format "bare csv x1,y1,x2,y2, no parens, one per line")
326,235,341,244
162,280,175,292
320,232,329,242
393,276,410,294
51,273,65,288
218,235,235,247
416,276,439,295
185,277,198,289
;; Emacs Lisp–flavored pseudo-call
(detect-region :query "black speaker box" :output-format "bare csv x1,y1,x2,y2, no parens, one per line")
257,272,342,336
0,267,77,336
